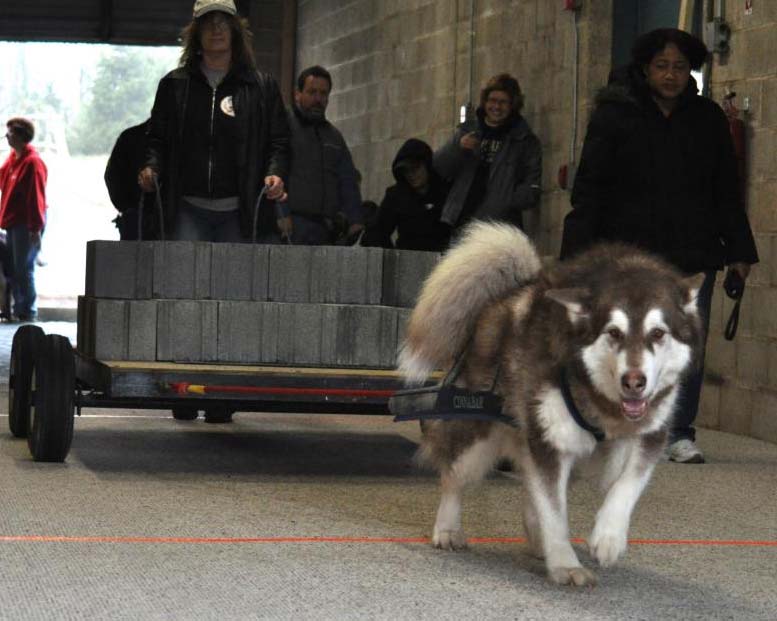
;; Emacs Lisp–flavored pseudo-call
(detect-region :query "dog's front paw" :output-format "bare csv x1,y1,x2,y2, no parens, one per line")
588,526,628,567
432,528,467,550
548,566,598,587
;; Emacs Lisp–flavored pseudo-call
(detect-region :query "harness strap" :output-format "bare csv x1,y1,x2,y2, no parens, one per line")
559,367,605,442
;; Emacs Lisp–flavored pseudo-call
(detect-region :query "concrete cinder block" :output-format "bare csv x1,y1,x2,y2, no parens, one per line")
735,337,769,387
152,242,212,299
91,299,128,361
396,307,412,354
211,244,254,300
276,303,323,365
268,246,314,302
697,382,721,430
85,241,153,299
310,246,383,304
156,300,218,362
76,296,90,355
321,305,400,368
719,383,755,436
382,249,439,307
127,301,157,361
251,245,271,300
752,392,777,445
217,301,262,362
257,302,281,361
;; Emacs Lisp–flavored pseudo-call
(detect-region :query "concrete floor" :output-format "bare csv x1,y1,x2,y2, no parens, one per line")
0,321,776,620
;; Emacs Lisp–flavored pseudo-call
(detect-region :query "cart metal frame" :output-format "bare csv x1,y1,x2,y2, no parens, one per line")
9,324,427,462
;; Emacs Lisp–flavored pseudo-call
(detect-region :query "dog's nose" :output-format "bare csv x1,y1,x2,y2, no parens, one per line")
621,370,646,393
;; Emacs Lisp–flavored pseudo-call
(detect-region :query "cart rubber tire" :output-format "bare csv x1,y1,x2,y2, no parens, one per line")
204,408,234,424
27,334,75,462
172,407,199,420
8,324,46,438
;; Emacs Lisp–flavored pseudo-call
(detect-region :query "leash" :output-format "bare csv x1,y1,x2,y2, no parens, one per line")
724,299,741,341
559,366,605,442
251,185,268,244
723,269,745,341
137,177,165,241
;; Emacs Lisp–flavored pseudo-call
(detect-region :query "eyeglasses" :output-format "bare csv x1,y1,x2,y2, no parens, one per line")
486,96,511,107
201,14,230,31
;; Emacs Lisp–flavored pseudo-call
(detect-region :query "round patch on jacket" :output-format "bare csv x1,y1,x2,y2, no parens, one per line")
220,96,235,117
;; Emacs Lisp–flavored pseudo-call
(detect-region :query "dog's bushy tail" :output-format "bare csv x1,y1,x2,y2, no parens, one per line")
398,221,541,383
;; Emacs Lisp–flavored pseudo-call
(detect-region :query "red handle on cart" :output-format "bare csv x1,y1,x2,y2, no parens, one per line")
167,382,396,399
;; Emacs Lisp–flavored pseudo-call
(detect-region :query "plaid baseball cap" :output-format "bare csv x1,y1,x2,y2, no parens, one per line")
193,0,237,18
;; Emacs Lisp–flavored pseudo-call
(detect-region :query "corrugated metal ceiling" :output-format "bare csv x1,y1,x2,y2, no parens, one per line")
0,0,254,45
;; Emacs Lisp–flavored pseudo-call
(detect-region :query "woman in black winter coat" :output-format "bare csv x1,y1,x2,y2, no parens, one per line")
561,30,757,276
362,138,451,252
561,28,758,465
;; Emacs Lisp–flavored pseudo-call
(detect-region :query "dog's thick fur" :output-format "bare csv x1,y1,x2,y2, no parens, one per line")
399,221,704,587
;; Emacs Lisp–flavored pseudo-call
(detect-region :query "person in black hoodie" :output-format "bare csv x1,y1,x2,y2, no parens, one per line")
362,138,451,251
105,119,158,240
561,29,759,464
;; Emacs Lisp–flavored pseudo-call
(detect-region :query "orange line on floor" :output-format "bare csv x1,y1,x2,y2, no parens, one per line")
1,535,776,547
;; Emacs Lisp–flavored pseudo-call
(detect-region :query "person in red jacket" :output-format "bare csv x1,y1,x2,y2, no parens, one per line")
0,117,47,321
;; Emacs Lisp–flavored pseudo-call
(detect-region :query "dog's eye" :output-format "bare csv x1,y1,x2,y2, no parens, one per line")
649,328,666,341
606,327,624,341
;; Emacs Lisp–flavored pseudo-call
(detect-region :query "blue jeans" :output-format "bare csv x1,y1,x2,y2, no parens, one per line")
174,203,245,242
671,270,716,442
6,224,41,318
289,215,334,245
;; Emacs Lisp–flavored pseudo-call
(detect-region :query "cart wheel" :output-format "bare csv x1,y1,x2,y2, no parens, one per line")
204,408,234,424
27,334,75,462
172,407,199,420
8,325,45,438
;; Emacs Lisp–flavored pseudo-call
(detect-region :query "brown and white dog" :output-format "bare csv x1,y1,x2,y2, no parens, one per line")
398,221,704,586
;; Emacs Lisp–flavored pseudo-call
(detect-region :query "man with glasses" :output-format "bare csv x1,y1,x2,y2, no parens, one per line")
434,73,542,233
0,117,47,322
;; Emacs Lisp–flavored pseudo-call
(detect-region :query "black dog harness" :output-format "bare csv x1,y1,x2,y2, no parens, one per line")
559,367,605,442
390,344,518,427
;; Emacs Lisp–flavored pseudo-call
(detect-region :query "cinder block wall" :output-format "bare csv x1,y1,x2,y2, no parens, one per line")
296,1,777,445
699,5,777,444
296,0,612,257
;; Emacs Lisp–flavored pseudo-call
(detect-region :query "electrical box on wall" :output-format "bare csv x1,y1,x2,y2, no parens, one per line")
704,17,731,54
563,0,581,11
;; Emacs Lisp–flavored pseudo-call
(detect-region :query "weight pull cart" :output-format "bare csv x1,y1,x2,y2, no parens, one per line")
8,323,414,463
7,186,414,462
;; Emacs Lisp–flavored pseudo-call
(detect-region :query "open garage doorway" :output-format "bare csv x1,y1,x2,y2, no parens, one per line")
0,41,179,309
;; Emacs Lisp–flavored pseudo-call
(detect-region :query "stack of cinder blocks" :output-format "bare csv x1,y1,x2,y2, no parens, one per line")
77,241,440,369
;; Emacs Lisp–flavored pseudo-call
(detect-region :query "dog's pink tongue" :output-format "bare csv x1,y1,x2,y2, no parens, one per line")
621,399,647,420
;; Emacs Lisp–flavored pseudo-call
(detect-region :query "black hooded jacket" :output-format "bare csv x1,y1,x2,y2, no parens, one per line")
561,64,758,273
362,138,451,251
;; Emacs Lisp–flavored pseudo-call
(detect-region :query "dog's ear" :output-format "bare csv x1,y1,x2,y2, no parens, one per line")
681,273,706,315
545,287,590,324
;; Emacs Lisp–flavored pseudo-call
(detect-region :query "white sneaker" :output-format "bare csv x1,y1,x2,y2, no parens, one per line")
667,439,705,464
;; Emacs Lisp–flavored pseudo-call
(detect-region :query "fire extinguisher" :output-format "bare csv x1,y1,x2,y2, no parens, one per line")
722,92,746,207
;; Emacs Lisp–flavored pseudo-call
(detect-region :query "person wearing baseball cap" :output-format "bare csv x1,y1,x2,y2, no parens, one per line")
139,0,290,423
139,0,289,246
192,0,237,18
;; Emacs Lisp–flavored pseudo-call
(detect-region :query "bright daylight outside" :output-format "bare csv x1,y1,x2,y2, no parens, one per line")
0,42,179,308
